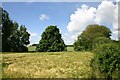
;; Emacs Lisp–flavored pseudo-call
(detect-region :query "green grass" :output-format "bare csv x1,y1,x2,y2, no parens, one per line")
67,47,74,52
28,46,74,52
28,46,36,52
2,52,94,78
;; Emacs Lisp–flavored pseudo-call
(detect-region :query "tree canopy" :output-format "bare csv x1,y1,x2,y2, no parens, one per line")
36,25,66,52
1,7,30,52
73,24,112,51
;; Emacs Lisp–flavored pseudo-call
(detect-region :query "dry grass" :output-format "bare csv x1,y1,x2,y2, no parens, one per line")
2,52,94,78
0,53,2,79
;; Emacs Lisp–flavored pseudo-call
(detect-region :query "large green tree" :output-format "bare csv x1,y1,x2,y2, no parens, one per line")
2,8,30,52
36,25,66,52
73,24,111,51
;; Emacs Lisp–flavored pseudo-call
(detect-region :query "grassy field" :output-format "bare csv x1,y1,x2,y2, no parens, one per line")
2,52,94,78
28,46,36,52
67,47,74,52
28,46,74,52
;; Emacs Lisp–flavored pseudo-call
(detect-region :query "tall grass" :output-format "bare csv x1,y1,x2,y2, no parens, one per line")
2,52,93,78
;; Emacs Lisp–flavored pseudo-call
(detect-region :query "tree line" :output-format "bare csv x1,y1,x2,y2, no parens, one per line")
1,8,66,52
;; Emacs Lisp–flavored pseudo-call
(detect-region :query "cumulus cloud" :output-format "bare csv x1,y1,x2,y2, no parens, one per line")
62,32,79,45
67,4,96,32
39,14,50,21
62,33,74,45
95,1,115,24
67,0,118,44
95,1,118,30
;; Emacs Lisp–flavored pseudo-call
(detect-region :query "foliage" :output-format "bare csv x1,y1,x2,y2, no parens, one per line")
112,40,120,48
36,25,66,52
73,24,111,51
2,8,30,52
92,37,112,50
73,40,85,51
91,43,120,79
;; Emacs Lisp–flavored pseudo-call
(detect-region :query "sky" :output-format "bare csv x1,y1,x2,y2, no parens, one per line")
2,0,119,45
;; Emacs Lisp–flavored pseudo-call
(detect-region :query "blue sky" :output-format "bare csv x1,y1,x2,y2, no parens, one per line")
2,1,119,45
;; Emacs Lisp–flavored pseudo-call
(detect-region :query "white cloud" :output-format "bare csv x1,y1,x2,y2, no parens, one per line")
113,5,118,30
67,0,119,44
95,0,118,40
81,4,89,9
67,4,96,32
111,30,119,40
116,0,120,2
62,33,79,45
62,33,73,45
31,33,37,37
95,1,115,24
59,29,62,34
27,30,37,37
71,33,80,40
39,14,50,21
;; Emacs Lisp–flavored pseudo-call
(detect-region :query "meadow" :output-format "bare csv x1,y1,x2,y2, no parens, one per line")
2,51,94,78
28,46,75,52
28,46,36,52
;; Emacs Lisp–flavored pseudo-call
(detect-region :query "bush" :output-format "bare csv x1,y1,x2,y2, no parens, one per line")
91,43,120,79
92,37,112,50
73,40,85,51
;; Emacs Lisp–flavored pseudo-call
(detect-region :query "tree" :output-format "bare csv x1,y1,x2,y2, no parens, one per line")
9,25,30,52
2,8,14,52
73,24,111,51
36,25,66,52
2,8,30,52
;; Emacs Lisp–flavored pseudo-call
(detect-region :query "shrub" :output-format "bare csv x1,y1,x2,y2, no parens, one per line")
92,37,112,50
73,40,85,51
91,43,120,79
